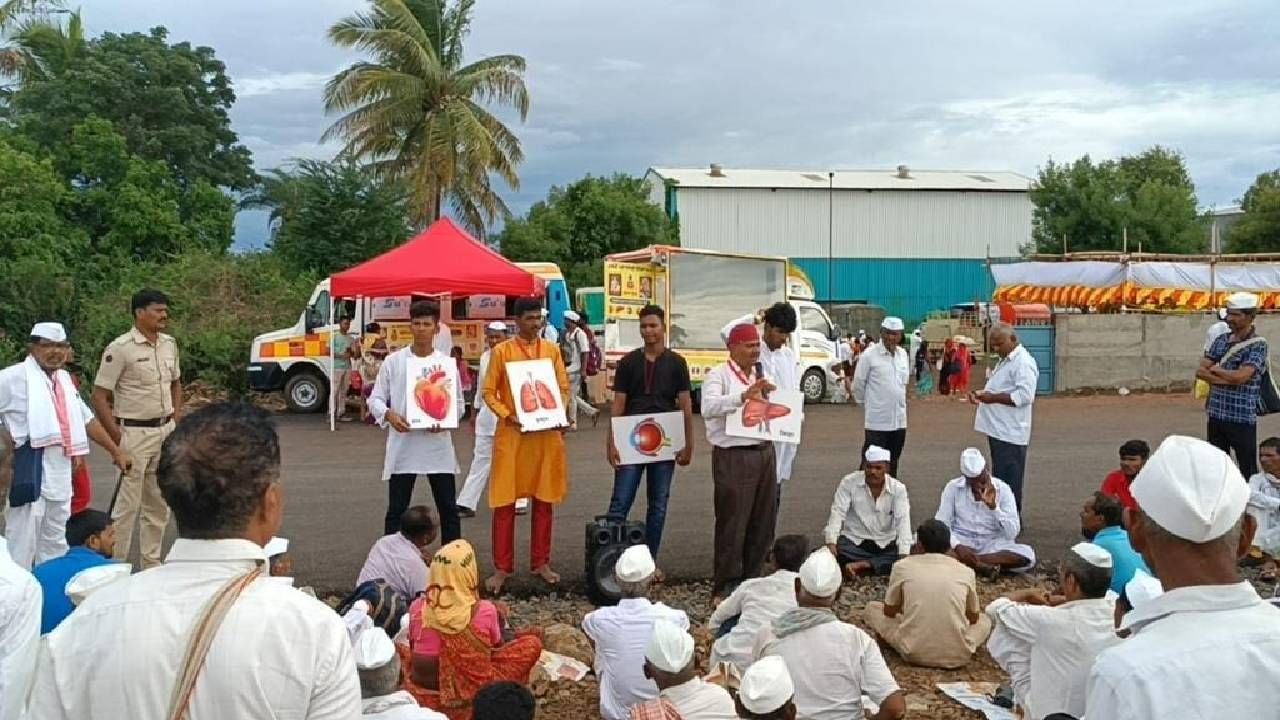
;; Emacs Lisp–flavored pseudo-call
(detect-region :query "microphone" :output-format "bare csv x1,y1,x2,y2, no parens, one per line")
755,361,769,399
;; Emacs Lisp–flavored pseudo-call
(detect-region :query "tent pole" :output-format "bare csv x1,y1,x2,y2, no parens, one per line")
329,289,336,432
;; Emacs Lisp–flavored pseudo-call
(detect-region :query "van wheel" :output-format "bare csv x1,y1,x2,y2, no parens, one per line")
284,371,327,414
801,369,826,404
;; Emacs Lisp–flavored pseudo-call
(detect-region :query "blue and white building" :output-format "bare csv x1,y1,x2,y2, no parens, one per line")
644,165,1033,322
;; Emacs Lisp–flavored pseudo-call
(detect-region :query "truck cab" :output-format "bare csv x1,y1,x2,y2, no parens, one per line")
247,279,343,413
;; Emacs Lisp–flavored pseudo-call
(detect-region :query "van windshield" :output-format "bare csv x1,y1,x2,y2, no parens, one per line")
668,254,786,349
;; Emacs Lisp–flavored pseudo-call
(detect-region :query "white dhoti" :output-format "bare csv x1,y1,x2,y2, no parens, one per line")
456,433,494,512
986,621,1031,710
5,451,72,569
953,532,1036,568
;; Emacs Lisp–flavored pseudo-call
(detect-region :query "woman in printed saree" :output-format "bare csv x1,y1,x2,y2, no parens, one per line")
400,539,541,720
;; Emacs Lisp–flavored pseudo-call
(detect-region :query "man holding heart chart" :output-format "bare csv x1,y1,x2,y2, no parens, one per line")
368,300,462,544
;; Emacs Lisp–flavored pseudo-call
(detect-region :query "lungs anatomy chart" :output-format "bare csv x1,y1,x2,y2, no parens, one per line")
726,389,804,443
404,354,460,429
505,358,568,431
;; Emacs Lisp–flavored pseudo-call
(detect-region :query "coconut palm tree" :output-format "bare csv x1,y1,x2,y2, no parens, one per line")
0,0,69,82
323,0,528,235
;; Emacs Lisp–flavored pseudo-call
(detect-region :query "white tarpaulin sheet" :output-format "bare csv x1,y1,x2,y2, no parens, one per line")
991,261,1126,288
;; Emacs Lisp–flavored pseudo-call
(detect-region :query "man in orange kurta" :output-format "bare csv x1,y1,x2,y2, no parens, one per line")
482,297,570,594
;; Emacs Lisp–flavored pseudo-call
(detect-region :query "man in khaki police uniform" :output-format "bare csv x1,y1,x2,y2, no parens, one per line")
91,289,183,568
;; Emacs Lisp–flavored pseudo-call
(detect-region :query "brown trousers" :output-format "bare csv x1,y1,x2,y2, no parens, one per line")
712,443,778,596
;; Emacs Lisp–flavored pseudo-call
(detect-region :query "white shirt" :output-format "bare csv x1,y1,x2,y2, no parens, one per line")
541,323,559,344
361,691,448,719
474,349,498,437
754,615,899,720
935,477,1021,545
852,342,909,431
1204,320,1230,353
582,598,690,720
701,361,762,449
26,538,361,720
1087,581,1280,719
0,362,94,501
564,326,589,375
369,347,461,480
837,342,852,363
434,322,453,355
724,315,801,480
909,331,922,366
985,596,1118,720
974,344,1039,446
708,570,799,671
824,472,912,553
1248,471,1280,541
0,537,41,720
661,677,737,720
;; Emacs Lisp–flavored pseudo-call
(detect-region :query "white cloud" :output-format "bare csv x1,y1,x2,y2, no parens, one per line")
237,70,333,97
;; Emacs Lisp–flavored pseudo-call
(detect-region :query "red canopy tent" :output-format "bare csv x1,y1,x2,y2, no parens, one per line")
329,217,543,298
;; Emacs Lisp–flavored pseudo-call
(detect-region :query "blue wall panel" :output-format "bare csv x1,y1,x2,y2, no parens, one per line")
791,257,994,324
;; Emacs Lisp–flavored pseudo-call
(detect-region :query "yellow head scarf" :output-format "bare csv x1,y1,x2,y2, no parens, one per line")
420,539,480,635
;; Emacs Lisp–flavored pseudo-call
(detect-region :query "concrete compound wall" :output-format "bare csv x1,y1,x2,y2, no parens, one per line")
1054,314,1280,392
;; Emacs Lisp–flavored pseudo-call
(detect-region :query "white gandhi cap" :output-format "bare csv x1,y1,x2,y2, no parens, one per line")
1070,542,1113,569
645,618,694,673
1226,292,1259,310
961,447,986,477
30,322,67,342
799,548,842,598
66,563,131,606
614,544,656,583
563,310,580,322
1124,570,1164,609
881,317,904,332
486,321,507,332
1131,435,1249,543
354,628,397,669
864,445,891,464
739,656,795,714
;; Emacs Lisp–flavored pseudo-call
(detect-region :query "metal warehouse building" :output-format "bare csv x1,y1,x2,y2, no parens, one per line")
644,165,1033,322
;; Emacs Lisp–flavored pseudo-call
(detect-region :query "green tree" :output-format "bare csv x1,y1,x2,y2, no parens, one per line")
241,159,413,276
9,26,256,190
1030,146,1204,254
323,0,528,234
1225,170,1280,253
498,174,678,291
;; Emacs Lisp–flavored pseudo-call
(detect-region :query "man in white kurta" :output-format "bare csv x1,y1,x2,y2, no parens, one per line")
1,323,128,569
935,448,1035,575
1087,435,1280,719
853,317,910,477
707,534,806,672
455,322,520,515
1247,437,1280,559
368,303,462,543
25,402,361,720
0,535,41,720
985,543,1119,720
824,446,912,577
970,323,1039,512
722,304,800,487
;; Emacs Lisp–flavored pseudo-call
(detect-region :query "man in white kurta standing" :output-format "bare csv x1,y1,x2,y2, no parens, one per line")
970,323,1039,513
854,317,910,477
368,301,462,544
456,322,518,517
2,323,129,569
722,303,800,500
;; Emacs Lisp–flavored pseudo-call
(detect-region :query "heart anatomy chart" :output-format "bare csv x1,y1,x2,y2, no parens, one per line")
506,358,568,432
726,389,804,444
611,412,686,465
404,354,460,429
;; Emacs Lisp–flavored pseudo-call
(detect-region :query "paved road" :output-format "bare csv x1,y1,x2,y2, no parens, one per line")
87,393,1273,592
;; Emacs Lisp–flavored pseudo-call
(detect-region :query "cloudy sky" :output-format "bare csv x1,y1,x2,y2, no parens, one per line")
80,0,1280,249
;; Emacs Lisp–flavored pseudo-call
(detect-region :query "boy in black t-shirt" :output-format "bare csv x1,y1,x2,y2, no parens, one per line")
605,304,695,576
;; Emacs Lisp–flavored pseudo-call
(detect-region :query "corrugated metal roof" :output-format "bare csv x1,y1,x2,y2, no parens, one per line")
648,166,1032,192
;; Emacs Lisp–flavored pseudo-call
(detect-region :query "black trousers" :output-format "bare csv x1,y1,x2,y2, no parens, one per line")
1207,419,1258,479
386,473,461,543
989,438,1028,513
862,428,907,477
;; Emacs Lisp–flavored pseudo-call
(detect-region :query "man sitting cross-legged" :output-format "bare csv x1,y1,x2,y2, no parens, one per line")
985,543,1119,720
864,519,992,669
824,445,912,579
936,447,1035,578
752,548,906,720
707,534,807,673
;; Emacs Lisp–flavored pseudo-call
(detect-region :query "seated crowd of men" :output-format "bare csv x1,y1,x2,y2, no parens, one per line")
4,401,1279,720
